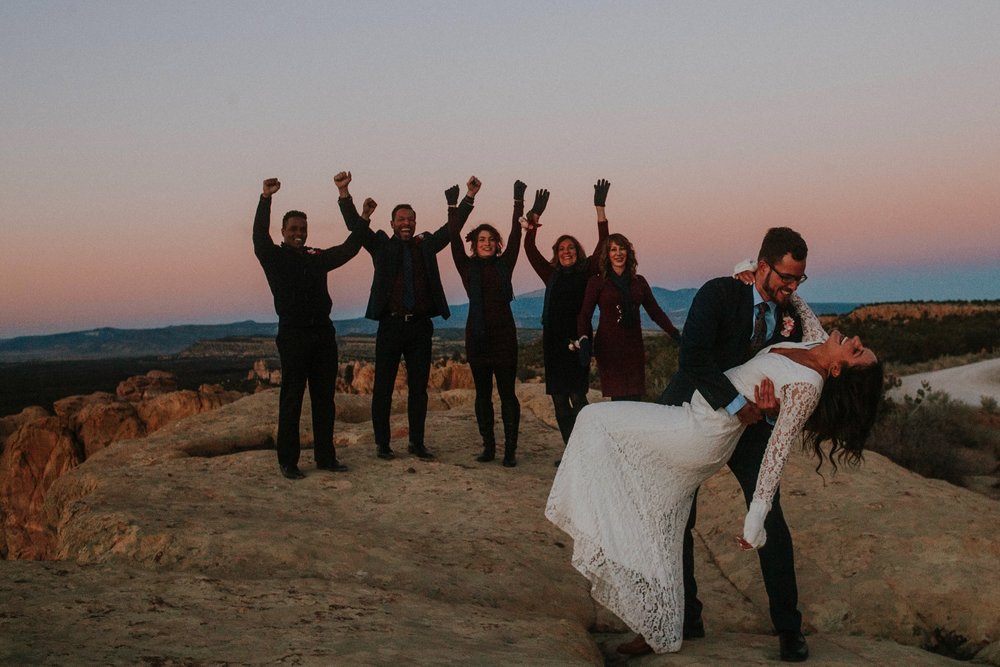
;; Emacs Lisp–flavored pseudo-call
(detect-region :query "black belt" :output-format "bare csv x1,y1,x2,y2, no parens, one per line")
387,312,426,322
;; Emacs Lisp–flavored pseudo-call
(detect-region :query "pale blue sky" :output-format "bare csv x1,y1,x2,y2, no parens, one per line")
2,1,998,337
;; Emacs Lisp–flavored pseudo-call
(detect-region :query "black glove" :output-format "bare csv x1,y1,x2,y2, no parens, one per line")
513,180,526,201
445,185,460,206
578,337,592,368
594,179,610,207
530,189,550,217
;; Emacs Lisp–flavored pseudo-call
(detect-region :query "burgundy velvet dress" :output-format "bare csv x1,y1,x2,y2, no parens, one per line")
577,273,679,398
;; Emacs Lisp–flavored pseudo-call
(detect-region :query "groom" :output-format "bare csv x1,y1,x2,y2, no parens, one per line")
660,227,818,662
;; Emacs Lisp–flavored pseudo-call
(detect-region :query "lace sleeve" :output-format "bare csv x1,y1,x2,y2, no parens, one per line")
752,381,821,506
789,292,828,343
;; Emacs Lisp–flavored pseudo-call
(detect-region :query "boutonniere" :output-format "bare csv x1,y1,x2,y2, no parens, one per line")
780,315,796,338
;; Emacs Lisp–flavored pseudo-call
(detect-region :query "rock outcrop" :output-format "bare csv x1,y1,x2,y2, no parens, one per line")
0,385,995,664
0,373,244,560
0,417,83,559
115,369,179,401
0,405,50,445
251,358,476,396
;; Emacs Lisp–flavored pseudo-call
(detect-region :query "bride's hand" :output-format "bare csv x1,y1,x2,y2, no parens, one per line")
742,499,770,549
754,378,779,418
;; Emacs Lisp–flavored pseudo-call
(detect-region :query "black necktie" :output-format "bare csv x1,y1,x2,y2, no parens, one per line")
402,243,415,311
750,302,768,352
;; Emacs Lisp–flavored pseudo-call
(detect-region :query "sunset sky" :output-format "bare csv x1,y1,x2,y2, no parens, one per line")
2,1,998,339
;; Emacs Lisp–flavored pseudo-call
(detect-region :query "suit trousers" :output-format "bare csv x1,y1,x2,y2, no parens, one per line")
275,325,338,468
372,317,433,447
682,420,802,633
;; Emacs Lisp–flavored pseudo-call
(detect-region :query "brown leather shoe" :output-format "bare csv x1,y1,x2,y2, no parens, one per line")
616,634,653,655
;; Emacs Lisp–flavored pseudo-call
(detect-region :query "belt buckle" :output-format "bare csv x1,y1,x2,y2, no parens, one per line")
403,313,414,322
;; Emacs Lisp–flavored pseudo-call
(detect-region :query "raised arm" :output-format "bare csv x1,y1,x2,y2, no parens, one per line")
521,180,554,280
446,183,471,275
638,276,681,342
253,178,281,259
789,292,828,343
316,191,371,272
434,175,478,254
588,179,611,274
742,381,822,548
504,182,536,269
523,226,553,283
334,170,376,250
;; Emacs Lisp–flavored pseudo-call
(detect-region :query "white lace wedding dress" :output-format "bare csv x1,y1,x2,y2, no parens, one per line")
544,341,826,653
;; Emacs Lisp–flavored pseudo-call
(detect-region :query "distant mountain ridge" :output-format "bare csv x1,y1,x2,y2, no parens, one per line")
0,289,861,361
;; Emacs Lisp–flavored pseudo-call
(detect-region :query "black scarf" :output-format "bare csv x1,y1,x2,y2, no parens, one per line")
609,272,637,327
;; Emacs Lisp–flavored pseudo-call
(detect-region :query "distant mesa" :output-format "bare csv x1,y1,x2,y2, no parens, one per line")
0,287,862,362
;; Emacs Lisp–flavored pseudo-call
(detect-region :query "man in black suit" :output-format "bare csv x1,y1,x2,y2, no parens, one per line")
660,227,819,662
335,171,479,460
253,177,367,480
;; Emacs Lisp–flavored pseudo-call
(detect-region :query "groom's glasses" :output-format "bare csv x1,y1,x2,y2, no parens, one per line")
766,263,808,285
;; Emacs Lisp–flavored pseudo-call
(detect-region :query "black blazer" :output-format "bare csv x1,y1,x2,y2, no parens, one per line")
660,277,804,409
340,197,472,321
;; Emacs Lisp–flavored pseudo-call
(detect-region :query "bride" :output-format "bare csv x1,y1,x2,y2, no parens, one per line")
544,326,883,654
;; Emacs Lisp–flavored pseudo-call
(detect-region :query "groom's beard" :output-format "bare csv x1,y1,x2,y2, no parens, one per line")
762,269,795,306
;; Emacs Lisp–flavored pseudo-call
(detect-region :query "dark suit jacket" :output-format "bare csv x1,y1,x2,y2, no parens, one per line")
340,197,470,321
660,277,804,409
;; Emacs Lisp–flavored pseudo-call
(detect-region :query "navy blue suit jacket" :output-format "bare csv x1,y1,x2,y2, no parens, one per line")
660,277,804,410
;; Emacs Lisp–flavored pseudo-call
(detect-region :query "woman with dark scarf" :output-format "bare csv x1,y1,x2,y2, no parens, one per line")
524,179,610,464
449,178,548,467
576,232,680,401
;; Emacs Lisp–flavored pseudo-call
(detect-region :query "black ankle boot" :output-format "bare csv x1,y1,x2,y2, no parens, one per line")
502,445,517,467
476,442,496,462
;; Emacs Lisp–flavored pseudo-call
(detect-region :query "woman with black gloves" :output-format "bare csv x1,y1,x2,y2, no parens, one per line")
524,179,610,464
449,178,548,467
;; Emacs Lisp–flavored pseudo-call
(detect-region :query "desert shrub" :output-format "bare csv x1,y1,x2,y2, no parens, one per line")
823,310,999,367
518,335,544,370
869,383,999,486
644,334,680,402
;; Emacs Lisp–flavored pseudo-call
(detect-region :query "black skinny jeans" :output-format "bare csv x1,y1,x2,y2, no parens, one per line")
470,362,520,447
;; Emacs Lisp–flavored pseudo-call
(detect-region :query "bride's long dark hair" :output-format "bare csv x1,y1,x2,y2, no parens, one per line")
803,359,885,472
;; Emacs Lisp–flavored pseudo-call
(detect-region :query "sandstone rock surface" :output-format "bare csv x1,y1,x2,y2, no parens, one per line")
1,384,996,664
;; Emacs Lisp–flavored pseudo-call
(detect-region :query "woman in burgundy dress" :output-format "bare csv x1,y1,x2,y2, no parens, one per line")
576,233,680,401
524,179,610,462
449,178,549,467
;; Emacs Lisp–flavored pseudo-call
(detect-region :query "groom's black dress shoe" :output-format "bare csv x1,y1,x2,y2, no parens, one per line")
616,634,652,655
279,465,305,480
778,631,809,662
317,460,348,472
376,444,396,460
683,617,706,640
